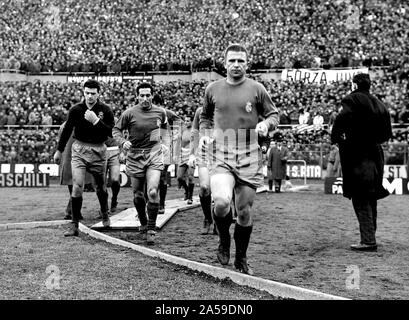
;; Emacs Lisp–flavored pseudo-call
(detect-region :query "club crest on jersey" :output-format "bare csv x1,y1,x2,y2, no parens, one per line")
157,119,161,127
245,101,252,113
98,111,104,119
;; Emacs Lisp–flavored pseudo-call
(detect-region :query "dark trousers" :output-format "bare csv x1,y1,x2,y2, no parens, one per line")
351,197,377,245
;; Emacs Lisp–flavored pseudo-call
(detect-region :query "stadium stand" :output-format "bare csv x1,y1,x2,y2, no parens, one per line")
0,74,408,165
0,0,408,73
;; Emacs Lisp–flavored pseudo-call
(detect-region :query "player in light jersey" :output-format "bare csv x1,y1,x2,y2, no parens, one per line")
188,106,215,235
199,44,279,274
177,116,195,204
113,82,167,245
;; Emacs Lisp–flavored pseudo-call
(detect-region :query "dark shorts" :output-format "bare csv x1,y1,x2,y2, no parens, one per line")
209,143,264,189
71,140,107,176
177,163,195,180
126,146,164,178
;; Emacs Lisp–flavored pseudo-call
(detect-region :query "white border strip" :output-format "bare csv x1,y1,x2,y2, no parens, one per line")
0,220,70,230
79,223,350,300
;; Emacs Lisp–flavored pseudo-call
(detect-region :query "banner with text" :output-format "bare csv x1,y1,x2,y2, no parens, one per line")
325,177,409,195
67,75,153,84
1,164,405,182
281,68,369,84
383,165,407,179
0,173,49,188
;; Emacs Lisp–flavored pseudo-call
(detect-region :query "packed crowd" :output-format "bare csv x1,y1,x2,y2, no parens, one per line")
0,128,55,164
1,74,408,127
0,75,407,165
1,0,408,73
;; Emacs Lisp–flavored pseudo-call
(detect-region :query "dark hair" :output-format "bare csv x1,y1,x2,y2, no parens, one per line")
273,131,284,142
152,94,164,105
353,73,371,91
224,43,248,60
83,79,100,92
137,82,154,95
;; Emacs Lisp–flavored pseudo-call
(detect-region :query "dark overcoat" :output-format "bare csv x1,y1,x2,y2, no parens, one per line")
267,145,289,180
331,89,392,199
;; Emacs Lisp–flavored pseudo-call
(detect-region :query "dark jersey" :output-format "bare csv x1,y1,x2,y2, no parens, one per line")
105,117,120,147
113,104,167,150
57,99,114,152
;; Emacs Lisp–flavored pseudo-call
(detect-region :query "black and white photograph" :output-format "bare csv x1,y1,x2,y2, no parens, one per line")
1,0,408,311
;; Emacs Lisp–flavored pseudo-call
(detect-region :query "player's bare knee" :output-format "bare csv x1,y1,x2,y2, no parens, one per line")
236,205,252,224
213,197,230,216
111,177,120,184
147,187,158,201
236,202,251,214
237,213,251,226
199,185,210,197
72,184,83,197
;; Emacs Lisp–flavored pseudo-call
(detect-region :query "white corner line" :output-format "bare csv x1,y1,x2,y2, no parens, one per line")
79,223,350,300
0,220,70,230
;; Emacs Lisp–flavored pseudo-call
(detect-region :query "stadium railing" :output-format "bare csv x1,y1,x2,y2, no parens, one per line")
0,69,26,74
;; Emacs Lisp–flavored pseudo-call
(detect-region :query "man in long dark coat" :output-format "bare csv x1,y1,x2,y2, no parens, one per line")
331,73,392,251
267,132,290,193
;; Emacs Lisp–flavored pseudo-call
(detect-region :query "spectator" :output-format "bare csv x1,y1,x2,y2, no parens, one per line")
6,111,17,126
0,111,8,127
398,105,409,124
298,108,310,124
267,131,290,193
326,145,341,178
312,111,324,129
279,109,292,125
41,112,53,126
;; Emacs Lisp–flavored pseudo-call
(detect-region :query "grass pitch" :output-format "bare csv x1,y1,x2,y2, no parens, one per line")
1,182,408,300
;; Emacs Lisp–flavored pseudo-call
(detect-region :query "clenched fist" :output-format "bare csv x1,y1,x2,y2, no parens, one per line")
122,141,132,150
255,121,268,137
84,109,99,125
53,150,62,164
